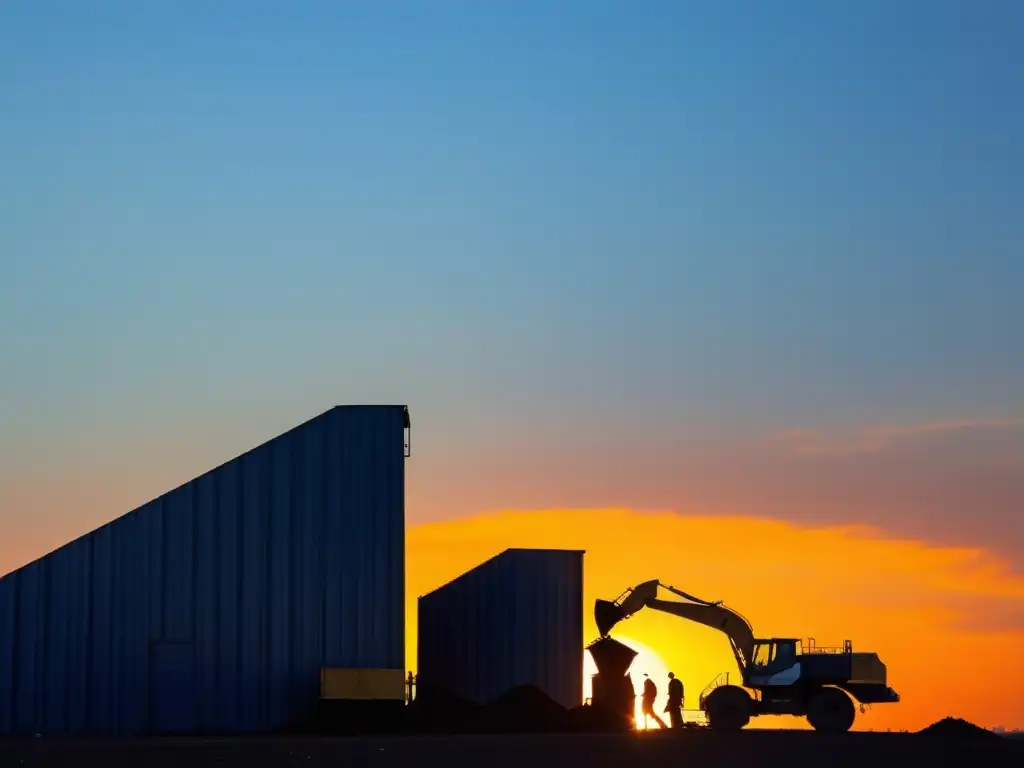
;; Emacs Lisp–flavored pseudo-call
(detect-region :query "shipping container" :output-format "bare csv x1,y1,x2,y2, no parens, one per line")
0,405,410,736
416,548,584,710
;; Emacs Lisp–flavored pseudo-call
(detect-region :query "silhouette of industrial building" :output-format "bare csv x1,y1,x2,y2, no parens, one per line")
417,548,584,709
0,405,410,735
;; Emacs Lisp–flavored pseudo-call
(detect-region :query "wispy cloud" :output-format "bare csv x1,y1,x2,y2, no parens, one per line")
769,418,1024,456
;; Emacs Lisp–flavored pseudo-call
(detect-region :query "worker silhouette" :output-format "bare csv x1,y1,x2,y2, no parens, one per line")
640,674,667,729
665,672,684,729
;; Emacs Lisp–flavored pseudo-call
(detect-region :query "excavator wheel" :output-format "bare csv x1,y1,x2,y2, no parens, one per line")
704,685,752,731
806,687,855,733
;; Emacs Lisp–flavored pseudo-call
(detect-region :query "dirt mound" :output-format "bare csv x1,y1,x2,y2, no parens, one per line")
410,683,480,731
917,717,1000,740
478,684,569,732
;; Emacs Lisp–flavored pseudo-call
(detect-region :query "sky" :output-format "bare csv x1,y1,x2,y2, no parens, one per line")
1,0,1023,730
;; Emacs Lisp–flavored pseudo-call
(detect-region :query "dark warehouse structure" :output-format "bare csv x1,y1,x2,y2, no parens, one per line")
417,548,584,710
0,405,410,736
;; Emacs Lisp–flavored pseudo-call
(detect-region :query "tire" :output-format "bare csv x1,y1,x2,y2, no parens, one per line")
704,685,752,731
807,688,855,733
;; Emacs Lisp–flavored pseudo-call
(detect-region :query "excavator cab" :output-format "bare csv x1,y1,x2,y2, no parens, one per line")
747,639,798,676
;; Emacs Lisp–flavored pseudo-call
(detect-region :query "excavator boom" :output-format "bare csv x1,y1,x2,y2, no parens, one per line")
595,580,756,672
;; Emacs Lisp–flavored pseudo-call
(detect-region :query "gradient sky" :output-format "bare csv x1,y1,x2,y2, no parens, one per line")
1,0,1023,729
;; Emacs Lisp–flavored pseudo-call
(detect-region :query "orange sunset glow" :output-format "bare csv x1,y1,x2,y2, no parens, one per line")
407,509,1024,732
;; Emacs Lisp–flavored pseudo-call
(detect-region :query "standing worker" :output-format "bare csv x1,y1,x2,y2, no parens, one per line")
665,672,684,729
641,674,667,729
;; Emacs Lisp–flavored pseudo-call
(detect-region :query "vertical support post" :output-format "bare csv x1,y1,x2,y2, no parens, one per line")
405,671,416,703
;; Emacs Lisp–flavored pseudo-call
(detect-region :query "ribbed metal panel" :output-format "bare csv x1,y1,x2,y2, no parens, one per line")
417,548,584,710
0,405,408,735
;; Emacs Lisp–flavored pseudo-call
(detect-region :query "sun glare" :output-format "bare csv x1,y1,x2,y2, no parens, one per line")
584,635,685,730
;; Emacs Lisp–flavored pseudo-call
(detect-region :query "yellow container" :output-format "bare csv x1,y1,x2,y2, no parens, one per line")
320,668,406,701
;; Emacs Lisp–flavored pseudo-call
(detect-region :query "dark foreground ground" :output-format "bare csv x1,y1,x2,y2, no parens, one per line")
3,729,1022,768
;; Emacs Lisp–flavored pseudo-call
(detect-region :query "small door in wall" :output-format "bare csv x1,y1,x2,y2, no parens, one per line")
150,642,198,734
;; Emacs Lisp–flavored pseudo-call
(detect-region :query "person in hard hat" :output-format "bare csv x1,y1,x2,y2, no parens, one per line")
665,672,684,729
641,674,667,729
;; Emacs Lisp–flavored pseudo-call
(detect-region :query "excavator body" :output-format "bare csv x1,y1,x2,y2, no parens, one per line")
596,581,900,732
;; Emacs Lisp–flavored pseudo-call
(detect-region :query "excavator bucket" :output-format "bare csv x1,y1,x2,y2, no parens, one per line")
595,580,659,637
595,599,625,638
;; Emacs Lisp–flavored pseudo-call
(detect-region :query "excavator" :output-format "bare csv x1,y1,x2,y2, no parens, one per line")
590,580,900,732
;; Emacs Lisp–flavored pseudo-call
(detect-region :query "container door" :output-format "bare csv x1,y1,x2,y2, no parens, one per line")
150,642,198,734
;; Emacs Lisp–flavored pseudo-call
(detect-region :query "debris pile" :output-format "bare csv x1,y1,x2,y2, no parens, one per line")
917,717,1000,740
412,683,576,733
479,684,569,732
410,683,478,731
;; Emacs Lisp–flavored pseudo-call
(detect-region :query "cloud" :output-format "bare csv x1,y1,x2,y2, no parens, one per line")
400,412,1024,572
768,417,1024,456
946,595,1024,634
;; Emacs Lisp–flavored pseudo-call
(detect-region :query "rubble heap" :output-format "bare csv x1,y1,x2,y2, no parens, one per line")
917,717,1000,740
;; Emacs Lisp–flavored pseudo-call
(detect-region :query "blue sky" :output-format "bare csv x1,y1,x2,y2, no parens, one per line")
2,1,1023,565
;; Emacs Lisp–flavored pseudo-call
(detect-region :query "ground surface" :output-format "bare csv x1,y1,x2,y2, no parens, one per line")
2,729,1022,768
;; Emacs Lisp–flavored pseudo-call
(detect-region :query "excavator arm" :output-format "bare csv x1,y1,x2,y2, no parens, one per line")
595,580,756,674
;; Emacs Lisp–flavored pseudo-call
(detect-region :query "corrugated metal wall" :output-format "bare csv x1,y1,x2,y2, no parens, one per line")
0,405,408,735
417,548,584,710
